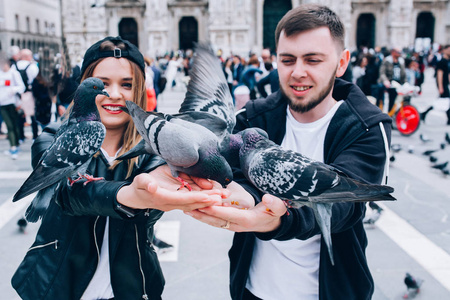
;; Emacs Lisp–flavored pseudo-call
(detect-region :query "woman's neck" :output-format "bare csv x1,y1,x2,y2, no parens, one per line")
102,128,125,156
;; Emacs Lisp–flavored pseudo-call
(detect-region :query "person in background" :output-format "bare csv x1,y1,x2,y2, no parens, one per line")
239,55,263,100
14,49,40,141
31,71,53,128
378,47,406,112
0,52,25,160
256,62,279,98
352,55,368,90
421,44,450,124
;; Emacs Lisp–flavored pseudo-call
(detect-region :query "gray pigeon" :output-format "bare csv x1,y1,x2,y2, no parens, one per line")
118,42,235,188
237,128,396,264
13,77,109,222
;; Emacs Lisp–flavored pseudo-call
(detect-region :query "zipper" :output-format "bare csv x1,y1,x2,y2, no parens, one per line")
93,216,100,265
28,239,58,252
134,224,148,299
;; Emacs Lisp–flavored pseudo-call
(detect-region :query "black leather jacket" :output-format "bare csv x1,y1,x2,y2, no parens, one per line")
12,124,166,300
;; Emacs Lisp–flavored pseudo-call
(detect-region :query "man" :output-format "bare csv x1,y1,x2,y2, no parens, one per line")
378,47,406,112
421,44,450,124
14,49,39,140
188,4,391,300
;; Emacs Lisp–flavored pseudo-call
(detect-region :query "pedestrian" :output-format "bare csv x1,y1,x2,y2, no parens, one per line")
239,55,263,100
11,36,231,300
186,4,392,300
31,70,53,128
0,52,25,160
256,64,279,98
13,48,40,141
378,47,406,112
421,44,450,124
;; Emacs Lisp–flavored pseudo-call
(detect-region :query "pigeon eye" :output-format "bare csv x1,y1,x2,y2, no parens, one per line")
93,86,98,89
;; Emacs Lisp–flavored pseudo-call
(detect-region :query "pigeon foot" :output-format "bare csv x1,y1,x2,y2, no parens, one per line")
176,177,193,191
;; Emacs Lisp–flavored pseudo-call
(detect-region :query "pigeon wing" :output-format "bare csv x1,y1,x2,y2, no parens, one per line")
178,42,235,137
13,121,105,202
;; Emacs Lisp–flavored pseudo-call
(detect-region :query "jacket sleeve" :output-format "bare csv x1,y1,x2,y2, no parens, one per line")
54,154,166,219
31,124,166,219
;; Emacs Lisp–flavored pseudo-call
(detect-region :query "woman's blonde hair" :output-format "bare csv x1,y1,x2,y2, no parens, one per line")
68,40,146,178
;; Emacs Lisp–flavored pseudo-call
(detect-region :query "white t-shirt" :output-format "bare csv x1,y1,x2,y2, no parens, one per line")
81,148,121,300
246,101,343,300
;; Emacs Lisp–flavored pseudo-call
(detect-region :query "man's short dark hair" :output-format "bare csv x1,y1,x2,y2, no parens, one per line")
275,4,345,51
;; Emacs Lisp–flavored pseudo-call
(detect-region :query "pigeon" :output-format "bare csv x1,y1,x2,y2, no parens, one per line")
432,161,448,171
117,42,235,189
403,273,423,299
237,128,396,265
17,217,27,233
445,132,450,145
422,149,438,156
12,77,109,222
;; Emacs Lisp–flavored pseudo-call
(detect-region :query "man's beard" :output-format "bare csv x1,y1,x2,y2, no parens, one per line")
282,73,336,114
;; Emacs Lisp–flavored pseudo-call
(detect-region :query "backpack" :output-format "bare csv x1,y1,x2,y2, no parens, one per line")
16,63,32,92
158,76,167,93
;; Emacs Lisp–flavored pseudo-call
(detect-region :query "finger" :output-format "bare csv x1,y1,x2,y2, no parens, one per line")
185,209,230,229
190,176,214,189
261,194,287,216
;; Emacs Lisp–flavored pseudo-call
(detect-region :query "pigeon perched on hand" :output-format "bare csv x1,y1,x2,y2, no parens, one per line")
237,128,396,264
118,42,235,189
12,77,108,222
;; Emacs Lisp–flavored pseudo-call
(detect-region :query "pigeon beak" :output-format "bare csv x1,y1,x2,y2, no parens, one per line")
101,89,110,97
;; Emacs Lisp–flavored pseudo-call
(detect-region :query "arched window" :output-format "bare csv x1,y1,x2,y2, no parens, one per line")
119,18,139,47
263,0,292,53
356,13,376,49
416,12,434,42
179,16,198,51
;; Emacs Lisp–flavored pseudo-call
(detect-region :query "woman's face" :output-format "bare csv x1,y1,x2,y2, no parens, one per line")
92,57,133,131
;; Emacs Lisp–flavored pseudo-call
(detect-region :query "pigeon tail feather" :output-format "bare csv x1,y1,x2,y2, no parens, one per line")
25,184,57,222
310,202,334,265
117,139,148,160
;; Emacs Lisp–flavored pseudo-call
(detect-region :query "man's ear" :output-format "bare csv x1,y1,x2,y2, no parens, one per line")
336,49,350,77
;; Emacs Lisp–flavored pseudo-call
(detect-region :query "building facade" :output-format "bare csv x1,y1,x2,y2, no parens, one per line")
3,0,447,66
0,0,61,55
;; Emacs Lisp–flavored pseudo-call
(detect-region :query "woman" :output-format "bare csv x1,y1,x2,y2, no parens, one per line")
11,36,245,300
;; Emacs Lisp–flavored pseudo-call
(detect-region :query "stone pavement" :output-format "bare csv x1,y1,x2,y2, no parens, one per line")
1,69,450,299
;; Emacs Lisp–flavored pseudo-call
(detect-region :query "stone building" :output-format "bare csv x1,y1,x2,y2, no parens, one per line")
0,0,61,55
62,0,450,64
1,0,449,63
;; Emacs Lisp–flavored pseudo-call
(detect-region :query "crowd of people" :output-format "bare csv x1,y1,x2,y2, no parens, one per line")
2,3,450,300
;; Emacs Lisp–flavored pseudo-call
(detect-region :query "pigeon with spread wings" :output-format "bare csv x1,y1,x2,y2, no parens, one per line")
118,43,235,188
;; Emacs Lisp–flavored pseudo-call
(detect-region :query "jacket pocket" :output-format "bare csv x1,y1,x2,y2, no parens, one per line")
11,239,62,299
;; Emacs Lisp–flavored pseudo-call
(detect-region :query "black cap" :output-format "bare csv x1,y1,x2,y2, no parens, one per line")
80,36,145,78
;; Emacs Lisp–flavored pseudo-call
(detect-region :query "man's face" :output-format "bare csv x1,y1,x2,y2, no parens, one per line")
276,27,349,114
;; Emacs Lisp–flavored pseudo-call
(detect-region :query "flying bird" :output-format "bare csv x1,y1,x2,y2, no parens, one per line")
118,42,235,189
12,77,108,221
237,128,396,265
445,132,450,145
